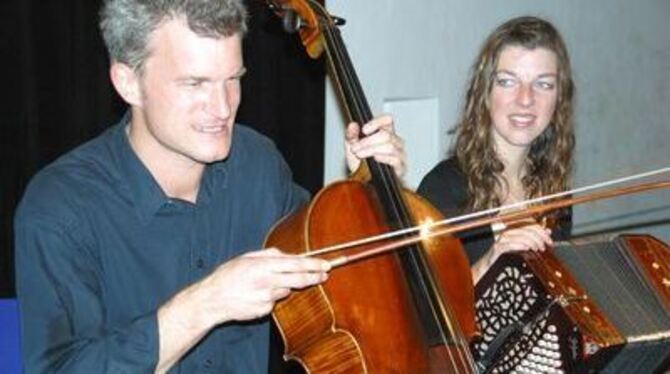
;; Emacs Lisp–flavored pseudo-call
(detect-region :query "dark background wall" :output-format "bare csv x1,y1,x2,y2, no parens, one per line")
0,0,325,299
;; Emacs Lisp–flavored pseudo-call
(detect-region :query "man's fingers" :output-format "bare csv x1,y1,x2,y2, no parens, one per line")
346,122,361,141
270,287,291,301
360,114,394,135
266,256,331,274
270,271,329,290
244,247,285,258
349,131,404,166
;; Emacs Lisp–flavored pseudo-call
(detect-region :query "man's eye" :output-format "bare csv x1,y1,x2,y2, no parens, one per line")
182,80,205,88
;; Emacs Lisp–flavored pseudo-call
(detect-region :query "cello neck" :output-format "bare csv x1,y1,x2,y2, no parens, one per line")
318,15,414,234
317,7,474,354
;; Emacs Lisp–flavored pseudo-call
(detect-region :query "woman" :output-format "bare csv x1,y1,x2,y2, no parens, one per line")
418,16,575,284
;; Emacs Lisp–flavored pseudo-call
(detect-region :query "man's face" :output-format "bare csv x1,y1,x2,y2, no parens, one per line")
132,17,245,166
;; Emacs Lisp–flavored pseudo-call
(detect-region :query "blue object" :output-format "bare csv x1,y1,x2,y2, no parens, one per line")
0,298,22,374
14,116,308,372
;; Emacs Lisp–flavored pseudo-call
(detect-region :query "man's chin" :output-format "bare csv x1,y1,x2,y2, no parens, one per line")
198,150,231,165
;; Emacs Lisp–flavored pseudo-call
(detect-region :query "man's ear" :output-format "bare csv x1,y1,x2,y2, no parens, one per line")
110,62,142,107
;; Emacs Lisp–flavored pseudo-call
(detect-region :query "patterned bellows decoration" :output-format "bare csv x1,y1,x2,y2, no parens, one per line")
474,235,670,373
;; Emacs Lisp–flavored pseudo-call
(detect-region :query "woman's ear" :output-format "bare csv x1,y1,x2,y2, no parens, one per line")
110,62,142,107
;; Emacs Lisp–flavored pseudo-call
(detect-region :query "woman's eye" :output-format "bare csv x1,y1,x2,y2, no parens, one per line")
535,80,556,90
496,77,516,87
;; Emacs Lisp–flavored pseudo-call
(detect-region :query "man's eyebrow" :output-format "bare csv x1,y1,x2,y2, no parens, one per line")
175,67,247,83
177,76,208,83
233,66,247,78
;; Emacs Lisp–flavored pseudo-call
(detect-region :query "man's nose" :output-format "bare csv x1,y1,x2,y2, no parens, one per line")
208,85,231,119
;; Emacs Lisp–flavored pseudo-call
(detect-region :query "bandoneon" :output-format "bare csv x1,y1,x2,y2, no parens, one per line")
474,234,670,373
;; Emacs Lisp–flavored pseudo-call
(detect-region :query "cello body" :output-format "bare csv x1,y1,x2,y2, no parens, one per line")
266,177,478,372
264,0,479,371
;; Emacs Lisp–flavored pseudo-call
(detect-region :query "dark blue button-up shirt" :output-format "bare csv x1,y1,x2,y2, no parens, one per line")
15,115,309,373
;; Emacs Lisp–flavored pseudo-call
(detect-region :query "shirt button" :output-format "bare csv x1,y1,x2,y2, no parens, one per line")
203,359,213,368
196,258,205,269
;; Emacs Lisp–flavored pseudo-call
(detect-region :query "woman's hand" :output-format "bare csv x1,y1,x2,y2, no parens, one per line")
472,222,552,283
492,223,553,257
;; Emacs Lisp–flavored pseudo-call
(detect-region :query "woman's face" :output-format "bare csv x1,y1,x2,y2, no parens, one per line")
488,45,558,153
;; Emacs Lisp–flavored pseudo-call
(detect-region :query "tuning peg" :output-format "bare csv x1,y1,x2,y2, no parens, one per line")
282,9,302,33
330,15,346,26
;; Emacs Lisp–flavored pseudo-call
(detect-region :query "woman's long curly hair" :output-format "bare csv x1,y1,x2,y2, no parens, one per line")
454,16,575,212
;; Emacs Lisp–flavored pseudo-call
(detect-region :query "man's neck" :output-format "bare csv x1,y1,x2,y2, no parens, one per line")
152,162,204,203
126,123,204,203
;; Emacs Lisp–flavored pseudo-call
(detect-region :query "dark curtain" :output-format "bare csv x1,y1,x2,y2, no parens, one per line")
0,0,325,299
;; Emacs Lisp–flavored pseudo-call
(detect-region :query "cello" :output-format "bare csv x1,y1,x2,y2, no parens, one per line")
264,0,480,372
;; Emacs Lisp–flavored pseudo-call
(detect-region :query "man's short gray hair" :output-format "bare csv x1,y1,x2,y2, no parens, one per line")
100,0,247,72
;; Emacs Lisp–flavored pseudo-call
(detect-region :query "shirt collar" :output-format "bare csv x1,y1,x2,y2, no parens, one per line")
112,112,230,224
113,113,170,224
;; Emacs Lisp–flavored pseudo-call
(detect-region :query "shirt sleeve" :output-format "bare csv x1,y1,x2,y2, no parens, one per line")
15,214,159,373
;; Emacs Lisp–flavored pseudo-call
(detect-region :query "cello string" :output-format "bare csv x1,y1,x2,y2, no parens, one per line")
322,12,472,373
304,166,670,259
318,15,472,374
334,15,476,371
313,4,473,370
313,0,370,124
331,17,475,367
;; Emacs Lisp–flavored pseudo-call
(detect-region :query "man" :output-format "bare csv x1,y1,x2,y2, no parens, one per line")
14,0,406,372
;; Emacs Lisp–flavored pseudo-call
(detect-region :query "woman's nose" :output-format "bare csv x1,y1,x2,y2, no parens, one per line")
516,83,535,107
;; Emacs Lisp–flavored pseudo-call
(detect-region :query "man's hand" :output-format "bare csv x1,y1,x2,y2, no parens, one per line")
155,248,330,372
345,114,406,178
202,248,330,323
